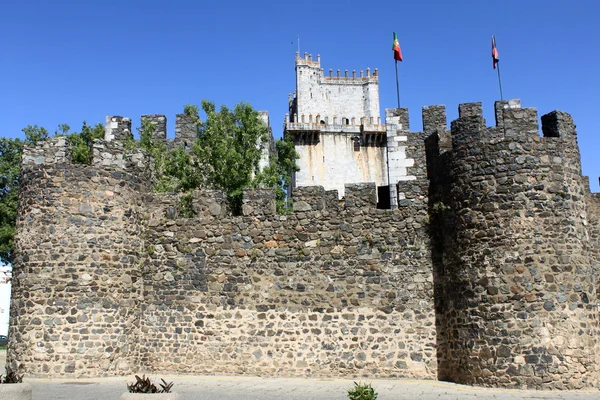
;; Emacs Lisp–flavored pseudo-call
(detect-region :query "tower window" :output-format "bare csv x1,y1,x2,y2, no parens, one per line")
353,136,361,152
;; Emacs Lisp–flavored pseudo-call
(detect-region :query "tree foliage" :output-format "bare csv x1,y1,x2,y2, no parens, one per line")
146,100,298,214
191,100,269,211
0,138,23,264
21,125,49,145
253,135,299,213
67,122,105,164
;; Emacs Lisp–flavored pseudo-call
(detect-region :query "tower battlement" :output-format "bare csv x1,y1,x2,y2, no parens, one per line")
21,134,151,175
295,52,379,83
291,52,380,123
421,100,581,174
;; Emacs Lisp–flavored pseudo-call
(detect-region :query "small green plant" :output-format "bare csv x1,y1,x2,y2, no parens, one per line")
431,201,450,214
347,382,377,400
514,379,522,389
178,193,195,217
0,366,23,383
127,375,173,393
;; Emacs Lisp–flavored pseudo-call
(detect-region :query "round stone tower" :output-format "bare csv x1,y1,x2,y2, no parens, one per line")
438,101,598,389
7,134,149,376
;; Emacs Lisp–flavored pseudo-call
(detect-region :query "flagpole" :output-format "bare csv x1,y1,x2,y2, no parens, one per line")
395,59,400,108
496,61,504,101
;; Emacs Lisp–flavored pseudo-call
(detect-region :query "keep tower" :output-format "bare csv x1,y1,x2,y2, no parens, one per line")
285,52,389,204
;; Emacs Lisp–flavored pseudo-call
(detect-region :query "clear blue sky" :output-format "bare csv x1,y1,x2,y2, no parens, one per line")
1,0,598,190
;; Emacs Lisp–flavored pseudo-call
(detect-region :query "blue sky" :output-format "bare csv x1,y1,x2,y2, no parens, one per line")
1,0,598,190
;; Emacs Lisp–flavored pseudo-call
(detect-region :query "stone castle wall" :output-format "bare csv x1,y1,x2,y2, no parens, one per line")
7,101,600,389
138,182,434,377
8,127,436,379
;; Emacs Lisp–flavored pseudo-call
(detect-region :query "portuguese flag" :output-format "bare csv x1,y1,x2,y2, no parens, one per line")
492,35,499,69
393,32,403,62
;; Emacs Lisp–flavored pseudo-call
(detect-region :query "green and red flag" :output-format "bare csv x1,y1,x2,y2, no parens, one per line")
393,32,403,62
492,35,499,69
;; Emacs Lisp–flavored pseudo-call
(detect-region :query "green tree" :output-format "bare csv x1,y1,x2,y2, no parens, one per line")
0,138,24,264
254,135,299,213
22,125,49,145
69,122,105,164
151,101,299,214
56,124,71,135
191,100,270,212
138,118,202,193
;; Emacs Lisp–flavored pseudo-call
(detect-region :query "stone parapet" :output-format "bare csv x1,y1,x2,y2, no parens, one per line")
141,114,167,143
174,114,197,148
22,136,71,167
105,116,133,142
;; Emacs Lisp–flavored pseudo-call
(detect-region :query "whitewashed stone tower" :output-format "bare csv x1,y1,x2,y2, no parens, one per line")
284,52,389,204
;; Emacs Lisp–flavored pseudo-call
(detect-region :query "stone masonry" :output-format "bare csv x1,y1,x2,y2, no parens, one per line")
7,100,600,390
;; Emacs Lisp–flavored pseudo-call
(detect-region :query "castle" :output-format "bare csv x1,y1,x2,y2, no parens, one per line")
6,53,600,390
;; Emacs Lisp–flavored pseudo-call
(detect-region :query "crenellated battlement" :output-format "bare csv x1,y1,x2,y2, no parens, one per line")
295,52,379,84
22,136,151,174
420,100,581,164
105,116,132,142
141,114,167,143
22,136,71,167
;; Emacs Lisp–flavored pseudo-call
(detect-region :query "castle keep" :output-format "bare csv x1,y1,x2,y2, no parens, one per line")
6,57,600,389
285,53,418,208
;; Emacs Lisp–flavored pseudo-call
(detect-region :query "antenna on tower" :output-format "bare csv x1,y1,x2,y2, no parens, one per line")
298,34,300,54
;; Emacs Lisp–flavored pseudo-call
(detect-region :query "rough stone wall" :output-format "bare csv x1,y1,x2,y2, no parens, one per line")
104,116,133,142
431,100,599,389
586,185,600,370
386,108,426,209
141,114,167,144
138,182,436,378
9,134,436,379
174,114,196,148
7,139,150,377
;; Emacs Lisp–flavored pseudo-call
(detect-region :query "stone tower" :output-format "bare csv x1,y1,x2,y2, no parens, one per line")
428,100,600,389
284,52,388,203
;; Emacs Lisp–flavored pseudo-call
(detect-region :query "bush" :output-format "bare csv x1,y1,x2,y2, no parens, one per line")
347,381,377,400
127,375,173,393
